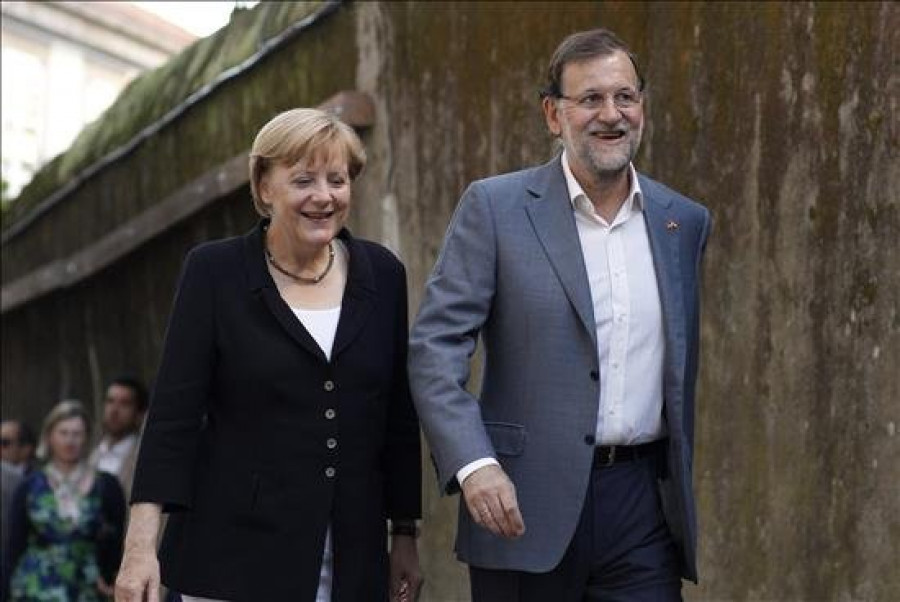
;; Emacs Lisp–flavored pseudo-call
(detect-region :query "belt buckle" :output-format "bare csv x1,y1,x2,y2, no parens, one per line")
599,445,617,467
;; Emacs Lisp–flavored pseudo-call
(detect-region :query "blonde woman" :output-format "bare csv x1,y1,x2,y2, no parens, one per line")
116,109,422,602
2,400,125,601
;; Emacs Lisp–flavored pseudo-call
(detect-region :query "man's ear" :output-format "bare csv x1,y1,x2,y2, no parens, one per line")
542,96,562,137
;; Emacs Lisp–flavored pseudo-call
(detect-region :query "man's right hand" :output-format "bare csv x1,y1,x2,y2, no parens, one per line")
461,464,525,538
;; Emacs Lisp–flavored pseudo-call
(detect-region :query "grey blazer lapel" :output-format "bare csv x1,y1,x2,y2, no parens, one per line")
641,177,687,410
524,157,596,345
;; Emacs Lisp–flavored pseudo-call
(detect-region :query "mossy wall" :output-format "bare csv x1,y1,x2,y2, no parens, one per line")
2,2,897,600
1,1,340,279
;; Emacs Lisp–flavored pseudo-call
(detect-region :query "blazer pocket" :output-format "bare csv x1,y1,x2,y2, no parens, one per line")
237,472,280,533
484,421,527,456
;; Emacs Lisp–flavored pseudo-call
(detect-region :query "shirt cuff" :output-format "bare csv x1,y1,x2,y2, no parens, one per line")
456,457,500,486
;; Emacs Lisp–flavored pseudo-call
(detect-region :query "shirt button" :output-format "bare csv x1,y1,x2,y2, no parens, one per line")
325,467,336,478
324,380,335,392
589,370,599,381
326,438,337,449
584,434,595,445
325,409,336,420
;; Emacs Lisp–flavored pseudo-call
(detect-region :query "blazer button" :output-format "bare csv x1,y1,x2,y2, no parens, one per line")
325,467,336,478
584,434,596,446
324,380,335,392
325,409,336,420
326,438,338,449
589,370,599,381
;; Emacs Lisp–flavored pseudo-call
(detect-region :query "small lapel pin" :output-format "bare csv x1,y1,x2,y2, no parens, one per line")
666,220,679,231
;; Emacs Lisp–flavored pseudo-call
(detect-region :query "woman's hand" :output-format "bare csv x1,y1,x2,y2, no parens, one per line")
389,533,423,602
114,503,162,602
96,575,114,598
115,547,159,602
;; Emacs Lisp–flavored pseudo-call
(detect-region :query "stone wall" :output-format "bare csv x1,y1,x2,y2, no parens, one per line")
353,2,899,599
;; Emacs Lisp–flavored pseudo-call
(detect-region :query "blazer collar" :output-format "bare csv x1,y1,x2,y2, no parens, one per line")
242,219,375,293
637,176,687,421
523,157,683,358
637,174,674,209
525,153,567,201
242,219,377,361
524,155,597,344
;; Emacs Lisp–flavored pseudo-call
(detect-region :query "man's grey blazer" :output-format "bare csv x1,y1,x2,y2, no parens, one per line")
409,155,710,582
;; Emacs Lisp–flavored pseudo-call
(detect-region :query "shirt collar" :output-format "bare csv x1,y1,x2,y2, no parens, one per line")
561,150,643,215
98,432,138,455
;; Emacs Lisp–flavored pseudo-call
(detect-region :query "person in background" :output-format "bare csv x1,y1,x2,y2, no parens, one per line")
0,420,36,475
2,400,126,601
1,462,22,536
90,377,148,499
410,28,710,601
1,420,36,577
116,108,422,602
0,461,22,598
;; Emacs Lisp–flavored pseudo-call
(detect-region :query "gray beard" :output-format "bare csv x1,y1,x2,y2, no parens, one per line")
582,133,640,181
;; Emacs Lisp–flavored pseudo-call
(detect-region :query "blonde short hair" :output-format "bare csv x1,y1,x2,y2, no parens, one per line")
248,108,367,216
37,399,91,461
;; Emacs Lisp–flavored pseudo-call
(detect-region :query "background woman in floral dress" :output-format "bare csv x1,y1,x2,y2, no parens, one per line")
1,400,125,601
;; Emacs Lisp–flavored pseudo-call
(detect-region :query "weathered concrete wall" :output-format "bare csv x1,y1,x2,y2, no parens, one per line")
353,2,899,600
2,1,897,600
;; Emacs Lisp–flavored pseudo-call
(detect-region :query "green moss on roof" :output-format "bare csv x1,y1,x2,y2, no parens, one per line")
4,1,323,227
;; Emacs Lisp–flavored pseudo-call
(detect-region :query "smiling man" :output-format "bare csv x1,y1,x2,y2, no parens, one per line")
410,29,711,601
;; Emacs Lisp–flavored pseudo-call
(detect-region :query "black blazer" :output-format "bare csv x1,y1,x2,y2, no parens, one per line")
131,220,421,601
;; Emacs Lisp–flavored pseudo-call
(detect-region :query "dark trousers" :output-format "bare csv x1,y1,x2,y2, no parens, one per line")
470,451,682,602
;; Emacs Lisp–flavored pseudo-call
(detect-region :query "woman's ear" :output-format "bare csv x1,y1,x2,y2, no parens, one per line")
258,176,269,204
258,176,274,215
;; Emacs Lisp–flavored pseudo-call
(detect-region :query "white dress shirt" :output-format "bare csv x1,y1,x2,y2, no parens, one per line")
562,152,665,445
457,153,665,485
91,433,138,476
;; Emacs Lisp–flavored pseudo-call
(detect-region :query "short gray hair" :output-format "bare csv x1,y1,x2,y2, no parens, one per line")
541,29,645,99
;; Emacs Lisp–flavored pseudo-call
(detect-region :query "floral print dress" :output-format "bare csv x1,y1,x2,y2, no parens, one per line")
5,469,122,601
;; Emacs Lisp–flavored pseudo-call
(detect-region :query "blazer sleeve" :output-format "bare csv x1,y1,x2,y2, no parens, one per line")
130,247,217,510
383,263,422,520
408,181,499,494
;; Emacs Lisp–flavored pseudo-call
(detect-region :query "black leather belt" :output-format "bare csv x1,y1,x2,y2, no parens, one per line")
594,440,662,467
